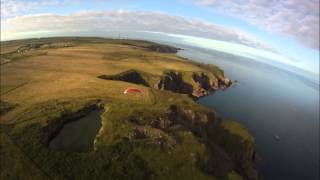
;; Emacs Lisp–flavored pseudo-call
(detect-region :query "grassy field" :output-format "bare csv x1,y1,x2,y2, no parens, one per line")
0,37,255,180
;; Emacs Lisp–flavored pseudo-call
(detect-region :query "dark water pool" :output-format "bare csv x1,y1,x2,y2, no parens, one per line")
49,109,104,152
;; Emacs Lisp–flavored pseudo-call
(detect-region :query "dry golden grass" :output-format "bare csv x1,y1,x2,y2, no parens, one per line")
0,41,204,123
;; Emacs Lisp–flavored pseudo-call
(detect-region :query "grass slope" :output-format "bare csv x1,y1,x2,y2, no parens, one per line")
0,37,256,180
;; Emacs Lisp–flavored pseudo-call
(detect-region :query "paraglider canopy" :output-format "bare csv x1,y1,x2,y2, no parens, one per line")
124,88,142,94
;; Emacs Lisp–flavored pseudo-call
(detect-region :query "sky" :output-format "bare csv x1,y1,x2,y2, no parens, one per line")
1,0,319,75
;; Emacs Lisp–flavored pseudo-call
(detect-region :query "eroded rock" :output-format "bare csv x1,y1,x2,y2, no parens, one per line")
98,69,149,87
155,71,232,98
154,71,193,94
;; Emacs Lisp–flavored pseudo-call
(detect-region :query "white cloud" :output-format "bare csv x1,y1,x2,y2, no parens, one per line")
0,0,60,18
153,32,302,68
188,0,319,49
1,10,272,51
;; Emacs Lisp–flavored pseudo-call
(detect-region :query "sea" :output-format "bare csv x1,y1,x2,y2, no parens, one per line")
177,47,319,180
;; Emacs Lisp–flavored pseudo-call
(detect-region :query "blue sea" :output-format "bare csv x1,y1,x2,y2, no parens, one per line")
178,47,319,180
71,31,319,179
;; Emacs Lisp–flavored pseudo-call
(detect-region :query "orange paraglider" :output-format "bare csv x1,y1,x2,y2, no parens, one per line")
123,88,143,94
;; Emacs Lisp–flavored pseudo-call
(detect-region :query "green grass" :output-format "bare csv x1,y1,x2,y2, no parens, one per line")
227,171,243,180
0,130,50,180
0,37,256,180
1,98,150,179
221,120,253,142
0,92,254,180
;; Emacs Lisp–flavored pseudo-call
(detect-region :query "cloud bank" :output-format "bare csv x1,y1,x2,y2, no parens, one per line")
189,0,319,49
1,10,271,50
155,32,300,68
0,0,60,17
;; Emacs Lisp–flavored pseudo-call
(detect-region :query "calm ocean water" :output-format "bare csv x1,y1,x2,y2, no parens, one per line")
178,48,319,180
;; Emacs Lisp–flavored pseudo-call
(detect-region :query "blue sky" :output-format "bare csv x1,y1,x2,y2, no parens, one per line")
1,0,319,75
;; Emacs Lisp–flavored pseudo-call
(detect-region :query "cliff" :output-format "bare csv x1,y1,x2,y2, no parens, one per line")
155,71,231,98
98,70,149,87
1,37,257,180
121,40,181,53
95,67,257,179
99,69,232,98
89,98,258,179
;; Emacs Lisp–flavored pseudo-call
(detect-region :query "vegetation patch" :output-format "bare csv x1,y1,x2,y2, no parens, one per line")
42,101,103,145
0,37,257,180
0,101,16,116
1,51,48,65
98,69,150,87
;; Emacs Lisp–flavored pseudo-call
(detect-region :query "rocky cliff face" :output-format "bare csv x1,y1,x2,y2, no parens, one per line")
128,104,219,149
98,70,149,87
148,44,180,53
127,104,257,179
154,71,232,98
121,41,180,53
213,122,259,180
154,71,193,94
98,69,231,98
173,106,258,179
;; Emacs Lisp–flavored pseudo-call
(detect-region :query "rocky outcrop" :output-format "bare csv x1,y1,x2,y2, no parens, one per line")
127,104,257,179
154,71,232,98
169,105,219,134
212,121,259,180
174,106,258,179
130,126,177,146
236,142,258,180
128,105,218,138
192,72,213,97
98,69,231,98
98,70,149,87
122,41,180,53
148,44,180,53
154,71,193,94
218,76,232,90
